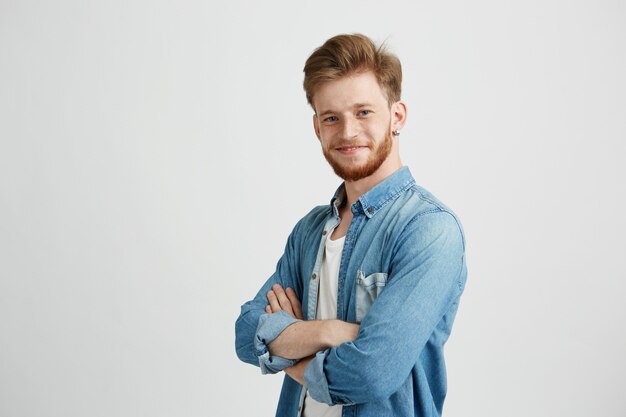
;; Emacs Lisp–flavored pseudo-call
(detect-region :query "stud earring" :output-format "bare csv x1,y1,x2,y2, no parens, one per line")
392,129,400,136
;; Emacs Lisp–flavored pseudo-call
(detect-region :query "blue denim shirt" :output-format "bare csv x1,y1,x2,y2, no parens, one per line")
235,167,467,417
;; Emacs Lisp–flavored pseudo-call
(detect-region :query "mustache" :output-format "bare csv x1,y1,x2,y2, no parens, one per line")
327,130,394,150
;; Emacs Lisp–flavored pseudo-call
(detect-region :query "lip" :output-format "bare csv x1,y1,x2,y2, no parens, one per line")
335,145,369,155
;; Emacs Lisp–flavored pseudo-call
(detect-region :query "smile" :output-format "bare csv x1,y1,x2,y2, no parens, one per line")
335,145,368,154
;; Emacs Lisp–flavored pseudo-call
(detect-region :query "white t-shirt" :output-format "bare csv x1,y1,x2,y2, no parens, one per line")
303,234,345,417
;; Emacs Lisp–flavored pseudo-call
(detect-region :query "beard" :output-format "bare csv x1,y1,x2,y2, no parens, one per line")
322,129,393,182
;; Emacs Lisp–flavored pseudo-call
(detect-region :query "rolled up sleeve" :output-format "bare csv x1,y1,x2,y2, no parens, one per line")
303,349,335,404
254,310,302,374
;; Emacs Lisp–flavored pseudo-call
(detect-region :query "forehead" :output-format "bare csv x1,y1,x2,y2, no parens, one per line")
313,71,388,113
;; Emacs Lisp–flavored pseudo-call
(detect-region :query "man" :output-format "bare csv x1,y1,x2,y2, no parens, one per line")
235,33,467,417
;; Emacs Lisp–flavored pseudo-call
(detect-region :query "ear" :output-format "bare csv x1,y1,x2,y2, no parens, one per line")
391,101,408,131
312,113,322,141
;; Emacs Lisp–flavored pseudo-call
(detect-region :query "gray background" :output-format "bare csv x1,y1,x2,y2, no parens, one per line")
1,0,625,416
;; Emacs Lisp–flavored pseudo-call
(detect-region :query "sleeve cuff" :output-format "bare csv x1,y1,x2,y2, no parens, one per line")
254,310,301,374
304,349,333,404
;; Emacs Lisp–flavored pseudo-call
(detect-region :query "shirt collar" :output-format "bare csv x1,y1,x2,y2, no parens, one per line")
329,166,416,219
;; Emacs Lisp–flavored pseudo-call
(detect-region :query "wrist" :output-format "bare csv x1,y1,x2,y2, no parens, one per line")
316,320,334,349
321,319,341,348
322,319,359,348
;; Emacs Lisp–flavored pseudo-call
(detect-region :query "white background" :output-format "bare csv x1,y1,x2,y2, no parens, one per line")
1,1,625,416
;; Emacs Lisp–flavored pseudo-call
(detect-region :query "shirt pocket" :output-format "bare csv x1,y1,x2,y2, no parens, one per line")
355,270,388,323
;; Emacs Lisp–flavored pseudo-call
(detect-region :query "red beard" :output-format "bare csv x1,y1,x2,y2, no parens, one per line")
322,130,393,181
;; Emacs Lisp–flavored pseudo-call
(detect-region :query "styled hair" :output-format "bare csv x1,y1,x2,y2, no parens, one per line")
303,33,402,110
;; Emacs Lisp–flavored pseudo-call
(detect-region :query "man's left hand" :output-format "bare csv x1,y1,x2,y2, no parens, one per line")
265,284,304,320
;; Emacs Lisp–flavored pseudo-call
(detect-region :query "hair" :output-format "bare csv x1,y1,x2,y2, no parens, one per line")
303,33,402,110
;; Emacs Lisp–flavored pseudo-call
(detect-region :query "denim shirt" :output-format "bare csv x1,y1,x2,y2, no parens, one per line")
235,167,467,417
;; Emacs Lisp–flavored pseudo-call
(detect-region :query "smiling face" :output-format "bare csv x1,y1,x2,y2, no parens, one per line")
312,71,403,182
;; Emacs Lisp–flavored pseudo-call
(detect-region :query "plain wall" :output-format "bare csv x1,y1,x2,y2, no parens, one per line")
1,0,625,416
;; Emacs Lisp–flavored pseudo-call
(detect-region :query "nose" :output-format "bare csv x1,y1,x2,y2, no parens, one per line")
340,117,359,140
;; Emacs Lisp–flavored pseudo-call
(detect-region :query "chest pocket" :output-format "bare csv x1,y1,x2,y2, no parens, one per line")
355,270,388,323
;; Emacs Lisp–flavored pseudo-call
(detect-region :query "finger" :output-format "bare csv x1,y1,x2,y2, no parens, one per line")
285,287,303,320
265,305,272,313
267,290,281,313
272,284,294,316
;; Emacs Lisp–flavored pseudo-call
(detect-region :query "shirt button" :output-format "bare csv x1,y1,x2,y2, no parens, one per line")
322,230,327,236
298,406,302,412
311,273,317,280
367,207,373,213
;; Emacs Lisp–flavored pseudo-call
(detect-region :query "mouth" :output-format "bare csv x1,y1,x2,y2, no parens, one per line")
335,145,369,154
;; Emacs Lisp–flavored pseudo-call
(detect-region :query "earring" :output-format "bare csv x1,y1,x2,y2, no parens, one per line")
392,129,400,136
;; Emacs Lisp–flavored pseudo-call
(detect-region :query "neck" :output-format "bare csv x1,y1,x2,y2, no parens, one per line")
342,153,403,209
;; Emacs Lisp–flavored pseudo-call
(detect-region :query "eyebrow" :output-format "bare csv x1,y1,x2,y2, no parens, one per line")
318,103,375,118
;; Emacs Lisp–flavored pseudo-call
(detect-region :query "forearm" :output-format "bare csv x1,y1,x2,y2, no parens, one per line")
285,355,314,385
268,319,359,360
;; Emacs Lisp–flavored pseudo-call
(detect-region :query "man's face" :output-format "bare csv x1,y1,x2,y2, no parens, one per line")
312,71,395,182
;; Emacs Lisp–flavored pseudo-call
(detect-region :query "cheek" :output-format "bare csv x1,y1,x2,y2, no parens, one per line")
319,127,337,141
365,123,386,138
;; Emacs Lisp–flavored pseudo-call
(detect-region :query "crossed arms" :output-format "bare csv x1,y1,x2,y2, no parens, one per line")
235,210,466,405
264,283,359,384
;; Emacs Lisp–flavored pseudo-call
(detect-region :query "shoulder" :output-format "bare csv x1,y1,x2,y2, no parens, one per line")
395,184,466,250
288,204,331,239
298,204,330,227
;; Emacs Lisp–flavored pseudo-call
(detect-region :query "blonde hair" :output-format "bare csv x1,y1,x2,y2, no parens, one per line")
303,33,402,110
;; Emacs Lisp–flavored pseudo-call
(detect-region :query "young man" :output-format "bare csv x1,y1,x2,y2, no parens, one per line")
235,33,467,417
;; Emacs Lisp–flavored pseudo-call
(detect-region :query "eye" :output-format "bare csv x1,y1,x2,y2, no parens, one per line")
323,116,338,122
358,110,372,116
